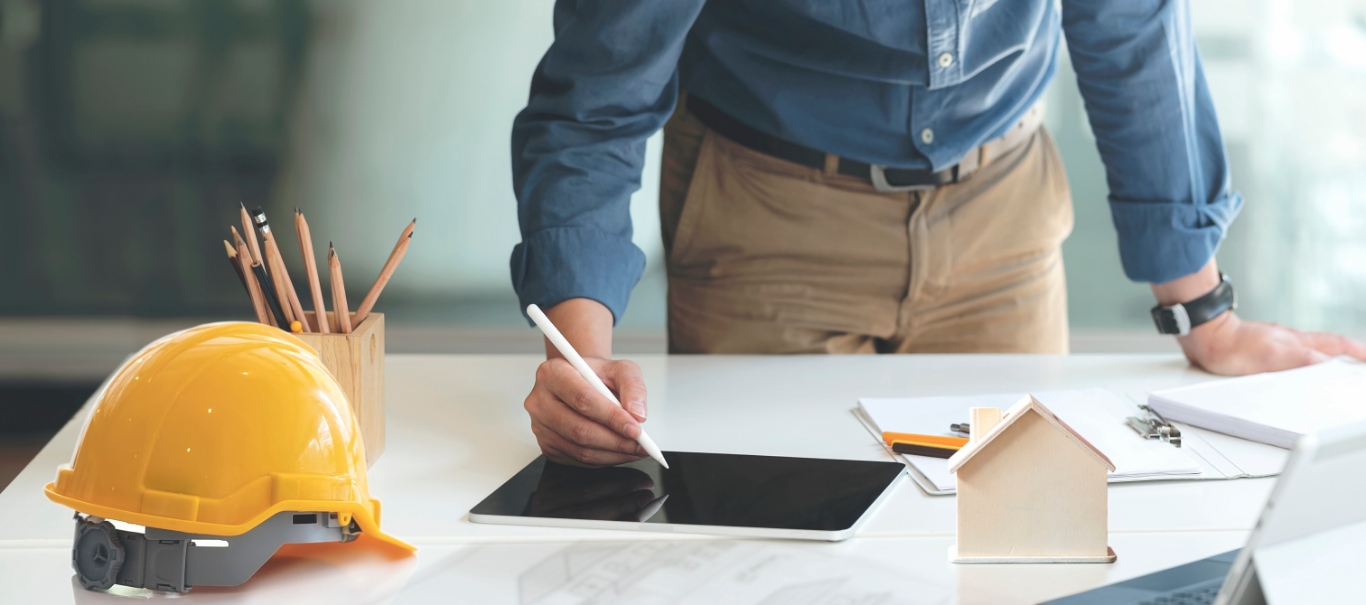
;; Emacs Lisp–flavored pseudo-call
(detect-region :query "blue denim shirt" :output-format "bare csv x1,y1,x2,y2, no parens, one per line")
511,0,1243,323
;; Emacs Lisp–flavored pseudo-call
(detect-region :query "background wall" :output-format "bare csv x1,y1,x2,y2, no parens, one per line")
271,0,666,330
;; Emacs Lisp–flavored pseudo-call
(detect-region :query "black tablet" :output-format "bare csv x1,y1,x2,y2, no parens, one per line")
468,452,905,541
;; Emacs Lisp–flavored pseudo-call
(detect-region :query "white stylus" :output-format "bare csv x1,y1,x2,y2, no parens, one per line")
526,304,669,469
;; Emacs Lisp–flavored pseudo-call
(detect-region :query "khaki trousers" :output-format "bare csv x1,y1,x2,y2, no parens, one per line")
659,98,1074,354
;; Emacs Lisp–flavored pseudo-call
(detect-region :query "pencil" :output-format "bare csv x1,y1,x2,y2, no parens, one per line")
262,236,296,326
891,441,959,459
253,262,289,328
880,432,969,448
328,243,352,334
352,219,414,326
234,241,273,325
250,206,310,331
239,203,263,265
295,209,329,333
223,239,247,292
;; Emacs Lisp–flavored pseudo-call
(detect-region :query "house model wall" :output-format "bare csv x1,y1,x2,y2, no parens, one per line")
947,395,1117,563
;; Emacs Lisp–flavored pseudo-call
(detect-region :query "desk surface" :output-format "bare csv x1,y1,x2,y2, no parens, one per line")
0,354,1272,604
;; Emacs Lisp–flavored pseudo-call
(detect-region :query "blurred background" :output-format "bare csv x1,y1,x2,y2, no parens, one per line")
2,0,1365,487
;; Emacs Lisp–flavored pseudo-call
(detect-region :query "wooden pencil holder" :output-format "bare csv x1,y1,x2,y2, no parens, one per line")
295,312,385,467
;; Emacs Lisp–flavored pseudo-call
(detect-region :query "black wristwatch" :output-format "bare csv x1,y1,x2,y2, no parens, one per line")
1151,273,1237,336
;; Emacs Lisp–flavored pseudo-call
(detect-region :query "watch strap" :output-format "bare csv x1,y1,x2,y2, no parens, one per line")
1151,274,1236,336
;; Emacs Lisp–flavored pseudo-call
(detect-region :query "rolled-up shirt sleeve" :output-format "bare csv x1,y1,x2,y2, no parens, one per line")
511,0,706,324
1062,0,1244,284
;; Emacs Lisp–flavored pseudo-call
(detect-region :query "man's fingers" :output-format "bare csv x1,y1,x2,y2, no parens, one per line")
542,359,642,439
534,423,644,468
1264,336,1327,373
603,360,648,421
525,357,651,468
531,408,642,457
1299,331,1366,361
531,398,645,456
1294,346,1331,368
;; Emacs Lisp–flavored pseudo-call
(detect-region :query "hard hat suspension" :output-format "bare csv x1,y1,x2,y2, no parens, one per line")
73,511,360,593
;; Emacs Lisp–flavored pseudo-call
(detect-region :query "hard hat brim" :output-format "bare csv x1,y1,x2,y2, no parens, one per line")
45,482,415,552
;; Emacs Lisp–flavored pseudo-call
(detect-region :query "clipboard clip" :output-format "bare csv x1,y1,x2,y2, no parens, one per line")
1126,405,1182,447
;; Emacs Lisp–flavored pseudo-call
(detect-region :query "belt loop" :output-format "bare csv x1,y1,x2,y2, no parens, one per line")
956,145,981,181
822,153,839,176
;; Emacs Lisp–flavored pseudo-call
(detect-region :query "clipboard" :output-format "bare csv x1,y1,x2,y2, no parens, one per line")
855,388,1288,496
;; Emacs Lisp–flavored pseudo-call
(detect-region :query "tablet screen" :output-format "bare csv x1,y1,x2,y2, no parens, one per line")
469,452,904,533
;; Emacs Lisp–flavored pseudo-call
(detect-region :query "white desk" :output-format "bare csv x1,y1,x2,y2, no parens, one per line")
0,354,1272,604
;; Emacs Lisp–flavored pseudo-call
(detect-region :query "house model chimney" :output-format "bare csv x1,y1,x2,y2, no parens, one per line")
969,407,1002,443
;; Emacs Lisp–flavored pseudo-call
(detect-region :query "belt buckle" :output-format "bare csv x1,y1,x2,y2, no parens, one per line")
869,165,938,193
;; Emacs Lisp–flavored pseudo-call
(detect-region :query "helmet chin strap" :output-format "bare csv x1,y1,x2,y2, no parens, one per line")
73,511,359,593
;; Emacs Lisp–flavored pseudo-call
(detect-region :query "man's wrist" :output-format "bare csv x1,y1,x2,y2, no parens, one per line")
1151,259,1221,306
1149,259,1237,336
1176,309,1238,364
1183,307,1235,339
542,297,615,360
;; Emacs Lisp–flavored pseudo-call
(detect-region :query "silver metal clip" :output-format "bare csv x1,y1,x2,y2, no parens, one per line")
1126,404,1182,447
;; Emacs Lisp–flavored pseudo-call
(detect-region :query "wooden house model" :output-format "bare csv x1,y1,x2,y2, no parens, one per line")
947,395,1117,563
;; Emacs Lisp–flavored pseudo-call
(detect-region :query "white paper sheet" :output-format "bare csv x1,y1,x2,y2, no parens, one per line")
1148,357,1366,448
398,540,953,604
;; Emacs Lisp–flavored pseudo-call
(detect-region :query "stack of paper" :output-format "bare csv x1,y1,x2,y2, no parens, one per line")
1148,358,1366,449
857,389,1204,494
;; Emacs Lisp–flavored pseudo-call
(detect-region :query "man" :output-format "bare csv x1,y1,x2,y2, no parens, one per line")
510,1,1366,467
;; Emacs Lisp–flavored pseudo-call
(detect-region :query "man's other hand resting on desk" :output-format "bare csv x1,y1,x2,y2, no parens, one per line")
1155,260,1366,376
524,298,649,467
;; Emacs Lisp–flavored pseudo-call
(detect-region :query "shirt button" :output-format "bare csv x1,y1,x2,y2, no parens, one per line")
938,52,954,68
920,128,934,145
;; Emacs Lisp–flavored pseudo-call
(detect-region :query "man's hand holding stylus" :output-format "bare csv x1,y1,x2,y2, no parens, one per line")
524,298,650,467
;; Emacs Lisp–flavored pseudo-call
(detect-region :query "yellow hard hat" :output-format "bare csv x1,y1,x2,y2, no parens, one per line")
45,322,413,592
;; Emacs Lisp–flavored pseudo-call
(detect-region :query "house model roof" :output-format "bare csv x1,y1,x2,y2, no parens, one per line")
947,394,1116,473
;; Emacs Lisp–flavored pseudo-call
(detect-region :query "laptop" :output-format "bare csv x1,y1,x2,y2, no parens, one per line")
1044,417,1366,605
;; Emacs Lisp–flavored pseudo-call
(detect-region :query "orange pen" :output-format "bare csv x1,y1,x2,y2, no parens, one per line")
881,432,969,449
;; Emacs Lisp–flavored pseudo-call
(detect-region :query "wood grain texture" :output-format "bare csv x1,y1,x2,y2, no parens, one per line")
295,211,329,333
328,247,352,333
969,407,1002,443
954,408,1110,560
296,312,385,467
